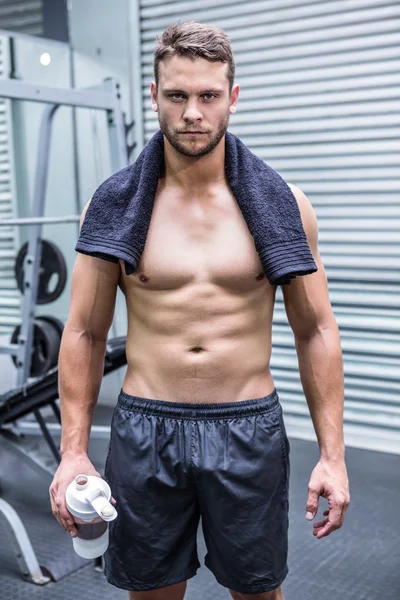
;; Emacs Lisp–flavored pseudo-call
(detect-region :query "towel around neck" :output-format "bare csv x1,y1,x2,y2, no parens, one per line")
76,129,317,285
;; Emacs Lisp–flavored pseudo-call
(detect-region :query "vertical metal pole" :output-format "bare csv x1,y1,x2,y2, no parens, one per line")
127,0,144,159
6,38,22,252
103,78,129,350
103,78,129,173
16,104,59,386
68,43,82,239
32,408,61,463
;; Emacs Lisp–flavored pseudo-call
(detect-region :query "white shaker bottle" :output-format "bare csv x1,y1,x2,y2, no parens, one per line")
65,474,118,559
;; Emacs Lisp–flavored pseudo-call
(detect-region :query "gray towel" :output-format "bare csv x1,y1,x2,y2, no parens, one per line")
76,130,317,285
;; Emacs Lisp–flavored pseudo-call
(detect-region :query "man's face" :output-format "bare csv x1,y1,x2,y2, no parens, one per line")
151,55,239,158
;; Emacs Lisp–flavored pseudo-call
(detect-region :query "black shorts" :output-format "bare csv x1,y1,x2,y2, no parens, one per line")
103,388,290,594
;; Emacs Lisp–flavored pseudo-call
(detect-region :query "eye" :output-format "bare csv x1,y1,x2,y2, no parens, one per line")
202,93,217,100
168,93,185,101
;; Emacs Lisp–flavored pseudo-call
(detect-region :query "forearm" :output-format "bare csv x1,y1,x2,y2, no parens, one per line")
58,326,107,456
295,323,345,461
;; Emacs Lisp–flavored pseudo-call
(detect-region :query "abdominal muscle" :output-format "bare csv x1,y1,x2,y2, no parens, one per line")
119,181,277,404
121,284,276,404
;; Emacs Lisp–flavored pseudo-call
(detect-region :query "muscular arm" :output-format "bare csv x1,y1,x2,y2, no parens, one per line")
282,184,344,460
59,200,120,456
283,184,349,539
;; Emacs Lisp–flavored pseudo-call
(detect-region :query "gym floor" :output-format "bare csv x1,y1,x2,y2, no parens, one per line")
0,404,399,600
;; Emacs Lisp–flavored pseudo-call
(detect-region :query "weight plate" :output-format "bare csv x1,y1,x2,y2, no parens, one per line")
11,318,62,377
37,315,65,338
35,317,62,370
15,239,67,304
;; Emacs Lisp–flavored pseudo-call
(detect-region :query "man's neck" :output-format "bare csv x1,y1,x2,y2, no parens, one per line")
163,135,226,195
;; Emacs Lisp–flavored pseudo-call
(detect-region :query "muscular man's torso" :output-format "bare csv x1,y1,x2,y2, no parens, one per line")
118,178,277,404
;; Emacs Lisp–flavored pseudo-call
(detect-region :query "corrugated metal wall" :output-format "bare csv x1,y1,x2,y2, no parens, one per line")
0,0,43,36
139,0,400,453
0,35,20,334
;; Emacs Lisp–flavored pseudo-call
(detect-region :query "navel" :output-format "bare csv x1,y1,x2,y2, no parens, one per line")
190,347,205,353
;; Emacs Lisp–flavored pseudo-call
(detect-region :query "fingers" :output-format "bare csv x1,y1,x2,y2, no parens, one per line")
55,502,78,536
305,486,320,520
314,507,341,539
58,503,79,537
306,460,350,539
49,463,117,541
313,518,329,533
313,509,329,528
50,488,117,539
313,504,344,539
49,484,78,537
313,489,350,539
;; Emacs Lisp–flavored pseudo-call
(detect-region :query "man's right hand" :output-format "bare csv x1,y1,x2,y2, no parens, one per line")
49,452,103,538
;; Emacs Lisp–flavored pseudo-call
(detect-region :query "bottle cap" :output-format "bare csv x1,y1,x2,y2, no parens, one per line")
86,487,117,522
101,505,115,518
65,475,117,522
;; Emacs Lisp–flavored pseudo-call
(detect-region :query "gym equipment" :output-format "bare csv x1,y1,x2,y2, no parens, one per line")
15,240,67,304
37,315,64,338
0,336,127,584
1,335,126,461
0,77,130,587
0,76,129,387
0,215,80,226
10,317,62,377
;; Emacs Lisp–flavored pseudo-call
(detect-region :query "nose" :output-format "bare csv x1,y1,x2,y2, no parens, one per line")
182,100,203,124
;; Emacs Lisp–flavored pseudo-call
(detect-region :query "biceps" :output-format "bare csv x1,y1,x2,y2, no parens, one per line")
66,253,120,340
282,257,336,340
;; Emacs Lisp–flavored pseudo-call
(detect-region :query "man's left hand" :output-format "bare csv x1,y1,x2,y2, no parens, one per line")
305,458,350,539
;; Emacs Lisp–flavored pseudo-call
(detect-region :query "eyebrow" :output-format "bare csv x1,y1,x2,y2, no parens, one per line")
162,88,224,95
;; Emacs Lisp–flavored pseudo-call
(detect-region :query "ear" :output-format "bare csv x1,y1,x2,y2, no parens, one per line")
150,81,158,112
229,83,240,114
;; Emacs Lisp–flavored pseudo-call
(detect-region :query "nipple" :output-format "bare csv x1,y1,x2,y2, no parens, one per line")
139,274,149,282
256,273,264,281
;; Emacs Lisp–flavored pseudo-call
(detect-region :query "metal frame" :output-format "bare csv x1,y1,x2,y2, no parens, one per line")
0,76,129,385
0,216,80,226
0,498,51,585
127,0,145,159
0,76,129,585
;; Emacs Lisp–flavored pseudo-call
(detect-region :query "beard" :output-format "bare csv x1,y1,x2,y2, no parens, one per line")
158,113,229,158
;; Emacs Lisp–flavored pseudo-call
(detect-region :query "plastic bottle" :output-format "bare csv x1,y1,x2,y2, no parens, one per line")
65,474,117,559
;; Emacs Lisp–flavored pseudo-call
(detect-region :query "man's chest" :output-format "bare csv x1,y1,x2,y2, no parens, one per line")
124,188,267,292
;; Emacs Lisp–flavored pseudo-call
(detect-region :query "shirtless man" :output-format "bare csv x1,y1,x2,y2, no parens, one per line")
50,22,350,600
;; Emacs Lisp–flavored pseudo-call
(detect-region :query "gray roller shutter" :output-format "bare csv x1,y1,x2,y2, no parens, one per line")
139,0,400,453
0,0,43,37
0,35,20,333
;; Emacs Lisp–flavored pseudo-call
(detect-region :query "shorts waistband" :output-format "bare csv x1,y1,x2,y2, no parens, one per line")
117,388,280,420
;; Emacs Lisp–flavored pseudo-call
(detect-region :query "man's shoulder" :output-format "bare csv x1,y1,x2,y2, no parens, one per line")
287,183,318,246
287,183,315,214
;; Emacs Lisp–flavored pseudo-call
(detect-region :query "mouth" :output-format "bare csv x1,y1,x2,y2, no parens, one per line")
180,131,207,135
